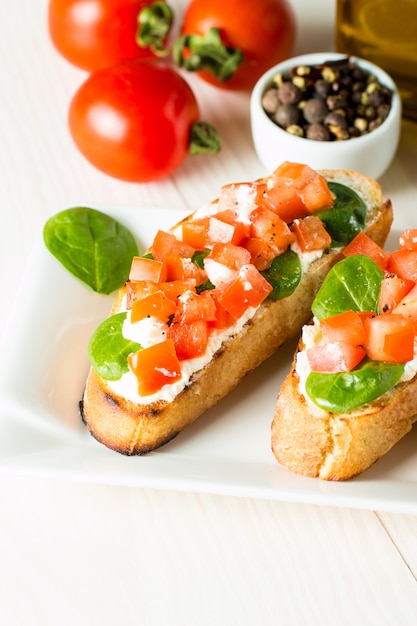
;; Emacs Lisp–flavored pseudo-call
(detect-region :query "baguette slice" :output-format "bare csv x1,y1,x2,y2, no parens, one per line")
81,168,393,455
272,342,417,481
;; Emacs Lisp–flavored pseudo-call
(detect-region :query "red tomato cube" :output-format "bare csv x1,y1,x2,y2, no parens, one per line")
307,342,366,373
320,310,366,345
364,314,415,363
343,232,389,270
128,340,182,395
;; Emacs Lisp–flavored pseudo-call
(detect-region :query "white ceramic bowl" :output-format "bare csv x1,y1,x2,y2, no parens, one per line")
250,52,401,180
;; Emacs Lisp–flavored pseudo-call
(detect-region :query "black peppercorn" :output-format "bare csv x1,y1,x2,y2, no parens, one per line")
303,98,329,123
306,123,331,141
274,104,301,128
261,56,393,143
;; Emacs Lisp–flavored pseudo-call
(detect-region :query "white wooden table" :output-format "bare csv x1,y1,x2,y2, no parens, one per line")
1,1,417,624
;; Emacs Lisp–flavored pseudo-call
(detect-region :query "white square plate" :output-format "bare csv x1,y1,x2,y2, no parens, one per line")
1,205,416,513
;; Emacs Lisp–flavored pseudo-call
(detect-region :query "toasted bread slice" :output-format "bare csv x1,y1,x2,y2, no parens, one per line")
81,168,393,455
271,340,417,481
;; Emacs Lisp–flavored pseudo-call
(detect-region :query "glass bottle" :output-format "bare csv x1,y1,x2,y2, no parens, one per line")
335,0,417,121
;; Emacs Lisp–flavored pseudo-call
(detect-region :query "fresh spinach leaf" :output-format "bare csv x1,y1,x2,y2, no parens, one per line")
88,312,142,381
318,182,367,247
192,249,210,268
306,360,405,413
311,255,384,320
261,249,302,300
43,207,138,294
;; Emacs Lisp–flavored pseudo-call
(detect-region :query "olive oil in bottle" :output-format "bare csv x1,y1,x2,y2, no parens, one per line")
335,0,417,121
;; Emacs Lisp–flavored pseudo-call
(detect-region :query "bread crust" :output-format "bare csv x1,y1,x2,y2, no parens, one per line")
81,169,393,455
271,350,417,480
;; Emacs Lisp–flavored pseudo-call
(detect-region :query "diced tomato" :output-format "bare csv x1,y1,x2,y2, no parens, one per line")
206,242,251,271
387,249,417,283
215,264,272,319
164,252,208,283
364,314,415,363
209,214,250,247
399,229,417,251
209,295,235,329
130,290,177,324
181,218,209,250
159,279,196,301
392,284,417,321
182,215,249,249
151,229,195,261
357,311,376,323
291,215,332,252
243,237,278,271
307,342,366,373
125,280,158,308
378,276,414,314
207,216,237,244
240,264,273,306
343,232,389,270
175,290,217,324
249,206,294,253
217,181,267,212
262,162,333,222
214,211,250,246
129,256,167,283
128,340,182,396
320,310,366,345
215,276,252,319
168,319,209,360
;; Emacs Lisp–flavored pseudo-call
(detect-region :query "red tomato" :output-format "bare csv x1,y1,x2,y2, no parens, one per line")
159,280,197,300
130,290,176,323
168,319,209,360
151,230,195,261
262,162,334,222
320,310,366,346
125,279,158,308
291,215,332,252
364,314,415,363
128,340,182,395
174,290,217,324
244,237,278,271
307,342,366,373
207,242,251,271
343,232,389,269
48,0,155,71
399,229,417,251
217,182,268,211
378,276,414,314
176,0,296,90
164,253,207,283
249,207,294,253
68,60,201,182
129,256,167,283
387,250,417,283
215,265,272,318
392,284,417,321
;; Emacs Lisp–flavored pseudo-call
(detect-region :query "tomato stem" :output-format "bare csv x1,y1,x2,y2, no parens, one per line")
137,1,173,56
189,122,222,155
173,27,244,82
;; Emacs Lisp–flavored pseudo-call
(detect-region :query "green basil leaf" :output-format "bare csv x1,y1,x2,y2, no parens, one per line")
261,249,302,300
306,360,405,413
311,255,384,320
88,312,142,381
318,182,367,247
192,249,210,268
43,207,139,294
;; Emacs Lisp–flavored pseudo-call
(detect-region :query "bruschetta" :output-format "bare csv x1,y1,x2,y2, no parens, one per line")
272,230,417,480
80,162,393,455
